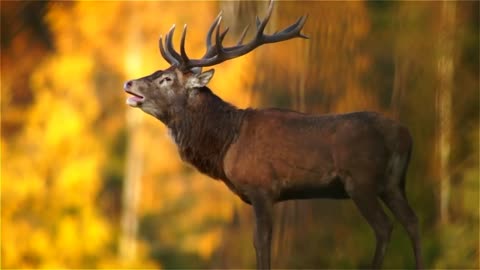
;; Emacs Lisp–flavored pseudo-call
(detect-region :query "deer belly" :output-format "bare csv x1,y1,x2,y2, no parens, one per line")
278,175,349,201
266,156,349,200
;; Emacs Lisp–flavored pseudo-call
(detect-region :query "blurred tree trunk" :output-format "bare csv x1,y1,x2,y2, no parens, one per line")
391,50,410,119
391,2,415,120
119,4,144,263
436,0,456,225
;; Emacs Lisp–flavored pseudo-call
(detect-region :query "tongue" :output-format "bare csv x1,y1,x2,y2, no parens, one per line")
126,96,142,106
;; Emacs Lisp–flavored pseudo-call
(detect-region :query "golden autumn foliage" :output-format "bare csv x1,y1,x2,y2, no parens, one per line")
2,1,254,268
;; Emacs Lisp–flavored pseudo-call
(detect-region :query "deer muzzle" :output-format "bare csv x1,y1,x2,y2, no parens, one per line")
124,80,145,107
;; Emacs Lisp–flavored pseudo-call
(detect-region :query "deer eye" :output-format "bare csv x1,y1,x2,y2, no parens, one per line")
159,77,172,84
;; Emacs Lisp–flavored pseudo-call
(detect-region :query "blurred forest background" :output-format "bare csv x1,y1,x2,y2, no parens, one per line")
1,1,478,269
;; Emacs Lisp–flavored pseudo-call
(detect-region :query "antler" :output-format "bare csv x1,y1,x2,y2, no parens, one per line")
159,0,308,71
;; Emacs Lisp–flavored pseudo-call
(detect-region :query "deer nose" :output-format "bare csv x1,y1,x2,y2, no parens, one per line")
124,80,133,90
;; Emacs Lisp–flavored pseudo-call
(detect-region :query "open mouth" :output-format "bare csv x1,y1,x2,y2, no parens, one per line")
125,90,145,107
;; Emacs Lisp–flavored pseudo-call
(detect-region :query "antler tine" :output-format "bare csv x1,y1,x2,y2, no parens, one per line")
255,0,274,36
263,15,309,43
165,25,183,62
180,24,190,63
220,27,230,43
237,24,250,46
159,35,180,65
280,15,307,34
255,16,261,30
206,11,223,51
215,17,225,54
195,11,223,62
295,15,309,39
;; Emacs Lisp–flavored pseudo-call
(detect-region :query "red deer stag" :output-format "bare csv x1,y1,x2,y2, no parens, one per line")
123,1,423,269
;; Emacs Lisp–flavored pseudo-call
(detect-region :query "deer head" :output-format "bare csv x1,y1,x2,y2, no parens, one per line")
124,67,215,123
123,0,307,124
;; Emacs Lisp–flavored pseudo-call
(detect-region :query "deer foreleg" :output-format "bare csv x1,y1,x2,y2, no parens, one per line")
251,195,273,270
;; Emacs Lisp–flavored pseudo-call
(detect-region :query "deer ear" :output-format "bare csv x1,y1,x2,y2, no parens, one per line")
188,69,214,88
196,69,215,87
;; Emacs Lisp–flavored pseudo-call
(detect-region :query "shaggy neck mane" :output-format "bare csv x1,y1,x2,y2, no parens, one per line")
167,87,245,180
